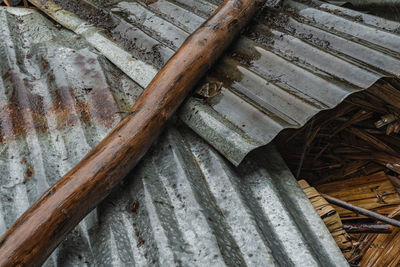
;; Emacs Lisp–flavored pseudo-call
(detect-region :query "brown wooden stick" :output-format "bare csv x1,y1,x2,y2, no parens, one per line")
343,223,393,234
322,194,400,228
0,0,266,265
3,0,12,6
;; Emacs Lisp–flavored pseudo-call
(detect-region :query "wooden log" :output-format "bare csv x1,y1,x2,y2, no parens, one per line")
0,0,266,265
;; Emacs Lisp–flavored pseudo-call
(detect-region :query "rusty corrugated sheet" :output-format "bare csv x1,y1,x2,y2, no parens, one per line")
0,6,347,266
28,0,400,165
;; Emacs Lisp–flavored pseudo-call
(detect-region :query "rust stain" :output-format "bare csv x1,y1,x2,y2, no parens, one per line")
1,69,47,144
73,53,120,128
0,53,122,144
25,166,34,179
131,201,139,213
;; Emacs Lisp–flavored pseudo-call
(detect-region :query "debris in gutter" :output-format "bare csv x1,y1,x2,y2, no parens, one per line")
195,81,223,99
278,78,400,265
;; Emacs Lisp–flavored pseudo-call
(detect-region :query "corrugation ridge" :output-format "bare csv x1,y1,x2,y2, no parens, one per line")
151,129,247,266
208,87,291,140
0,11,28,74
53,223,97,266
136,155,194,265
113,1,189,50
265,17,400,76
179,98,262,166
213,57,324,124
0,81,30,229
37,65,89,184
0,9,50,220
135,0,204,33
111,18,174,68
286,0,400,52
252,26,385,86
254,145,346,266
182,129,281,266
237,158,321,266
88,221,124,265
230,39,357,107
316,1,400,32
140,179,177,266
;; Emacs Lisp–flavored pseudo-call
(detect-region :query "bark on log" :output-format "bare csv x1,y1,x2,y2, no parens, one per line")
0,0,266,265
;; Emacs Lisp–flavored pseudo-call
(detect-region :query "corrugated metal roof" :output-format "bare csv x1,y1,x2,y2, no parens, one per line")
28,0,400,165
53,127,348,266
0,6,347,266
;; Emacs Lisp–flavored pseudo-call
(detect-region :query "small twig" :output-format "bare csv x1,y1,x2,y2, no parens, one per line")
342,223,392,234
322,194,400,228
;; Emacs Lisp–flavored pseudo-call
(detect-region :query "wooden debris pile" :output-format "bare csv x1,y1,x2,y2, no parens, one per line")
276,78,400,266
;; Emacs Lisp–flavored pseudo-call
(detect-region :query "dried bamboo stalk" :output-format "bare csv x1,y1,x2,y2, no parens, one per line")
360,207,400,267
317,172,400,218
299,180,353,259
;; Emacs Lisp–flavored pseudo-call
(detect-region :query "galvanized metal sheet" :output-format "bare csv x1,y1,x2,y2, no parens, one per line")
29,0,400,165
0,6,347,266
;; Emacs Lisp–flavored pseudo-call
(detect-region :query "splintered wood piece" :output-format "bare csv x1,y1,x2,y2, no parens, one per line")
375,114,397,129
